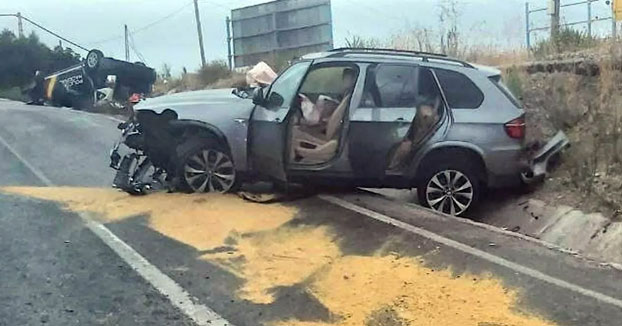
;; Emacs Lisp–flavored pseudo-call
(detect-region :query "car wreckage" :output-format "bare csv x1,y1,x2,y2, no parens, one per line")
110,48,569,216
28,49,156,110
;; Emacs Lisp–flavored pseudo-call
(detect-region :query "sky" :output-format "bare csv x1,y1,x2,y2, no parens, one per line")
0,0,616,75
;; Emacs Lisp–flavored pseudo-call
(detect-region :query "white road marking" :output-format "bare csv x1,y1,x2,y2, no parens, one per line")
0,133,233,326
0,135,53,186
320,195,622,309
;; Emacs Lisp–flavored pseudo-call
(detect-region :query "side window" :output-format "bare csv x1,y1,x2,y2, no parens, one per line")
265,62,310,109
417,67,444,115
299,65,358,102
362,65,417,108
434,69,484,109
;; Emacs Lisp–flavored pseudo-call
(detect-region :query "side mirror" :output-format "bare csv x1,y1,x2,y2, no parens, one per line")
252,87,266,106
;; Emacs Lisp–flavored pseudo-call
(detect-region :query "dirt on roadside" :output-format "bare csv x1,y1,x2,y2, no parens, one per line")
510,64,622,221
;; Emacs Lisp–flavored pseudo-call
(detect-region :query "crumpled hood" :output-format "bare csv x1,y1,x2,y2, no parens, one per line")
135,88,255,122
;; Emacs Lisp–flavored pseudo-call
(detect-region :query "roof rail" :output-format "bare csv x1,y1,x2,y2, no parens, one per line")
329,47,448,57
327,47,473,68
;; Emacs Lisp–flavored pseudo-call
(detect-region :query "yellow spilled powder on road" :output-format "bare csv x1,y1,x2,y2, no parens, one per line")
2,186,555,326
0,187,297,250
274,254,553,326
203,225,341,304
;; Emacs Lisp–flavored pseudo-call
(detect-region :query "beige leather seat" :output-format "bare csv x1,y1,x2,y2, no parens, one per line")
292,94,351,164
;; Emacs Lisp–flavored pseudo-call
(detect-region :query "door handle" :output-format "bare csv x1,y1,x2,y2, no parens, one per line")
234,118,247,126
274,117,281,122
395,117,408,123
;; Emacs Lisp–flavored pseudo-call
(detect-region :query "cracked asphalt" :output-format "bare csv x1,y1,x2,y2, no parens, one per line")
1,100,622,326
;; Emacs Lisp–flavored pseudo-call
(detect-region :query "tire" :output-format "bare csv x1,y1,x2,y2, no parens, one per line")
176,138,240,193
417,157,481,216
85,49,104,72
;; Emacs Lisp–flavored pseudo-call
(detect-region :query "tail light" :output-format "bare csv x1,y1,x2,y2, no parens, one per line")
505,115,526,139
129,93,142,104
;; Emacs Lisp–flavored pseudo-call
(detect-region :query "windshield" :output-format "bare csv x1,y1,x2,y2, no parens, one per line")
265,61,311,109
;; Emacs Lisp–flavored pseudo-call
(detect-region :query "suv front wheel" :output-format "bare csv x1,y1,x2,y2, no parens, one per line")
417,162,481,216
176,138,239,193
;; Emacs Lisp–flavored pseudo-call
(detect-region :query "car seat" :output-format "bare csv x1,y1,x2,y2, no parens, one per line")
387,98,442,171
291,94,352,164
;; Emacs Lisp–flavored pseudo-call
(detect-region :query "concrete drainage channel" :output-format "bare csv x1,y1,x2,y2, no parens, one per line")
367,188,622,269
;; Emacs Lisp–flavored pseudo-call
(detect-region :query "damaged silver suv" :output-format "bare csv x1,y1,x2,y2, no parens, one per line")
134,48,567,216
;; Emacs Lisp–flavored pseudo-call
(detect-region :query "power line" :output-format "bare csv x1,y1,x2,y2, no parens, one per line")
129,33,147,63
132,1,194,35
1,13,89,51
89,1,193,46
90,33,124,46
20,15,89,51
200,0,231,13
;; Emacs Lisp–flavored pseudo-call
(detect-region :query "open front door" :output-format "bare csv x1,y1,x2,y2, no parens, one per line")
248,62,311,181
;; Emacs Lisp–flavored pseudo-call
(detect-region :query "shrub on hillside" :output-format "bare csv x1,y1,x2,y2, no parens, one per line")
197,60,232,86
532,28,598,59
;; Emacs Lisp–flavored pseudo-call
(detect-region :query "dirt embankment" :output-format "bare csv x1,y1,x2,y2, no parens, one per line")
513,59,622,220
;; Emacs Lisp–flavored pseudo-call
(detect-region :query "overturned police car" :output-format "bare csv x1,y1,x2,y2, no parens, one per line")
30,49,156,110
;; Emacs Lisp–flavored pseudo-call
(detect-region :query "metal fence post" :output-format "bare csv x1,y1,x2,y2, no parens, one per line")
613,1,618,39
526,2,531,49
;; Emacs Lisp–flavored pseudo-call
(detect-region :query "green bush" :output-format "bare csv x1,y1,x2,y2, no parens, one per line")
532,28,597,59
503,68,524,100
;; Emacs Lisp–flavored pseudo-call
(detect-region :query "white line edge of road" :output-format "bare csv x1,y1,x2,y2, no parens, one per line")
0,133,232,326
319,195,622,310
361,189,622,272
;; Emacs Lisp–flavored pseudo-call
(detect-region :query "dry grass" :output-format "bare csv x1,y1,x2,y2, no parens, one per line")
154,60,245,95
514,42,622,217
206,72,246,89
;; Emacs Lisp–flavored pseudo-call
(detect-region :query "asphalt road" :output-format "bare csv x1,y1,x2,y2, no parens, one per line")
1,100,622,326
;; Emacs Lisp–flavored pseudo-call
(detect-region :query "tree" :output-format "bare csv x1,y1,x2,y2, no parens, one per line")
0,29,81,89
161,63,172,79
438,0,461,56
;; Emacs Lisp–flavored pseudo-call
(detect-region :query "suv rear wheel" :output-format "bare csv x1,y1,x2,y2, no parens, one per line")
176,138,239,193
417,160,481,216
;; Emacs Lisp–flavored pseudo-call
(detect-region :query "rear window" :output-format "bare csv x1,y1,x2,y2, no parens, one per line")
434,69,484,109
489,75,522,108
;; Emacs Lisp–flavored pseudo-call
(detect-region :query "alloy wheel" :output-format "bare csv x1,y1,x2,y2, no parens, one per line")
425,169,474,216
86,52,99,68
183,149,235,193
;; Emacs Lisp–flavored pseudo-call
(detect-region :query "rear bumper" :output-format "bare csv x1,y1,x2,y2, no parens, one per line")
484,145,529,188
485,131,570,188
521,131,570,184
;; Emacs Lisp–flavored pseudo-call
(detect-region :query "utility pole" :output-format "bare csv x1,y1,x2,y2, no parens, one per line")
193,0,207,67
587,0,592,37
525,2,531,50
16,12,23,38
124,24,130,61
549,0,561,39
226,16,233,70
